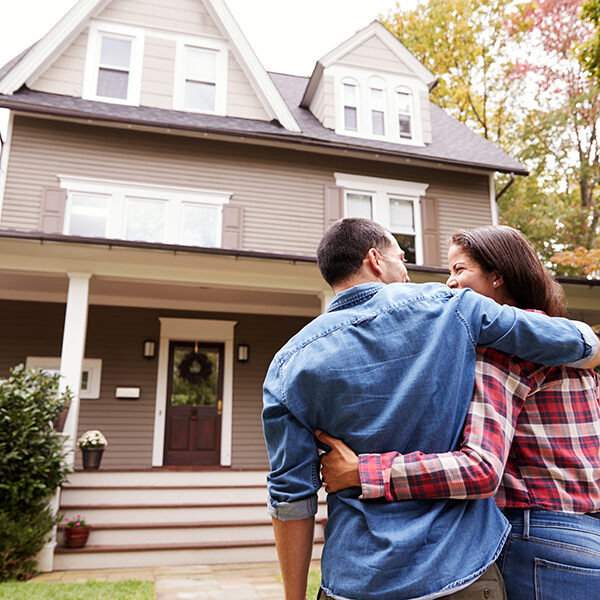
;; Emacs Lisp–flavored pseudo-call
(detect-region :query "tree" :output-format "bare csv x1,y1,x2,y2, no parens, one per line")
582,0,600,79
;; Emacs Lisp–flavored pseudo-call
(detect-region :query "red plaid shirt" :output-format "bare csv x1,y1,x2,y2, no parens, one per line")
359,348,600,513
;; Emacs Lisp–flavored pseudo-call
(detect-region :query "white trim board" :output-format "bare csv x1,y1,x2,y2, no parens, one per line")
151,317,237,467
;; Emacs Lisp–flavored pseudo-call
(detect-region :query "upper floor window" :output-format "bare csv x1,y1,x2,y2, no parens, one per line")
397,88,413,140
336,173,428,264
343,83,358,131
370,87,385,136
174,38,228,115
60,177,231,248
83,22,144,105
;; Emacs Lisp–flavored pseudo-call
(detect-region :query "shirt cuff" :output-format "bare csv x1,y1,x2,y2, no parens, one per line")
359,453,400,500
267,494,318,521
566,321,599,368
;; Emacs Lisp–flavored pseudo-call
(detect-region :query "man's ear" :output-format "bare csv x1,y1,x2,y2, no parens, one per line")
366,248,384,276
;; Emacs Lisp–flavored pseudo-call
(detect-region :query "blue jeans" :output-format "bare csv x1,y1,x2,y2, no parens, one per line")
498,508,600,600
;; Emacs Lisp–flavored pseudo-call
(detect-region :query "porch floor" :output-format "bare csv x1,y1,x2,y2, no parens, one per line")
32,560,320,599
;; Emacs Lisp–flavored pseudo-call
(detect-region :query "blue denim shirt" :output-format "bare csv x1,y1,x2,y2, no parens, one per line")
262,282,596,600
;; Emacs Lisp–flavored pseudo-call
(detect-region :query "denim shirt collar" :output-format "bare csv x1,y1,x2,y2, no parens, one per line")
327,282,385,313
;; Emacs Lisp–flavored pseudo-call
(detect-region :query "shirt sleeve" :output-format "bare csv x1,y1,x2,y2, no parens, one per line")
359,351,530,501
262,360,320,521
459,290,596,367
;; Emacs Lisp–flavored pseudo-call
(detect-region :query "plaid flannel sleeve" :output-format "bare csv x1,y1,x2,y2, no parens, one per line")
359,351,530,501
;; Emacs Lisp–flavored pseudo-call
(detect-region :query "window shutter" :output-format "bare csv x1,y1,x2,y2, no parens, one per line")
420,196,441,266
324,185,343,230
39,188,67,234
221,204,243,249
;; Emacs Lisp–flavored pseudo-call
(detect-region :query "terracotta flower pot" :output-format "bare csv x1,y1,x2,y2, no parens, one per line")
81,447,104,470
64,526,91,548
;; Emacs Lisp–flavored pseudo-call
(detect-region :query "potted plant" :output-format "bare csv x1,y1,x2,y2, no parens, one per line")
63,515,91,548
77,430,108,470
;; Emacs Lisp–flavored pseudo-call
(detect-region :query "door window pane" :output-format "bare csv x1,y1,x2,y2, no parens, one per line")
181,203,219,247
171,345,220,407
346,193,373,219
125,197,166,243
68,193,108,237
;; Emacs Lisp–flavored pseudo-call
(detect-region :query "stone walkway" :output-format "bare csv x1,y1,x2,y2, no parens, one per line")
32,560,320,599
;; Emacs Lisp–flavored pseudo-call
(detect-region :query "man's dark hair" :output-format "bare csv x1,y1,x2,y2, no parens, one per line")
317,218,392,287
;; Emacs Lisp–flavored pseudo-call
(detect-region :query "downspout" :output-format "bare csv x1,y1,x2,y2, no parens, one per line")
490,172,515,226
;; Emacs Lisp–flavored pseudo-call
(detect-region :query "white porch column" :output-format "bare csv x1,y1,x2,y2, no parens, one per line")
319,290,335,313
60,272,91,467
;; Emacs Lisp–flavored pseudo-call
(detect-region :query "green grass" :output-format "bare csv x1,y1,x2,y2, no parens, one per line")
307,569,321,599
0,580,154,600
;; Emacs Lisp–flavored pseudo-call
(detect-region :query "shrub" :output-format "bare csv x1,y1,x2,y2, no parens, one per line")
0,365,72,581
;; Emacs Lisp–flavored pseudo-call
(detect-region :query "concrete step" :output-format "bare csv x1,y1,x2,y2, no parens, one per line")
53,540,324,570
57,521,326,547
59,502,328,525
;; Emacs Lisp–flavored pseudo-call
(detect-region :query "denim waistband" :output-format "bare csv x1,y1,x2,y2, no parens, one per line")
502,508,600,536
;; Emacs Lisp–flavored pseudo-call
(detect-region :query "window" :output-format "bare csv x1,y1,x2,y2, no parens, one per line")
60,177,231,248
174,38,228,115
96,36,132,100
26,357,102,399
370,87,385,136
343,83,358,131
389,197,416,263
397,89,412,140
83,22,144,105
336,173,428,264
184,47,217,111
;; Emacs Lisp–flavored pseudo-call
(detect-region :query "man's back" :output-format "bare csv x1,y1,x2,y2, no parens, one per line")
264,282,510,599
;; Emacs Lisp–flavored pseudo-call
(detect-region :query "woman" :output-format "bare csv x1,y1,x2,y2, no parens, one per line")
317,225,600,600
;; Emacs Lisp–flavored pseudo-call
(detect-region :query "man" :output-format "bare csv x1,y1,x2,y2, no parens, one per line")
262,218,598,600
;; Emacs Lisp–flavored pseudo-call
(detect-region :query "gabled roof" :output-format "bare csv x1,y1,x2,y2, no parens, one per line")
301,21,437,108
0,0,300,132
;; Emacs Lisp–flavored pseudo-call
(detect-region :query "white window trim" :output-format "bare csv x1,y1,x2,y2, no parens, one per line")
152,318,237,467
330,65,425,146
26,356,102,399
335,173,429,264
82,21,145,106
173,35,228,115
58,175,232,247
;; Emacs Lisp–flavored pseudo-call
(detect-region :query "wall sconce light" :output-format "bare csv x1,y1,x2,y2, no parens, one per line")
237,344,250,363
143,339,156,360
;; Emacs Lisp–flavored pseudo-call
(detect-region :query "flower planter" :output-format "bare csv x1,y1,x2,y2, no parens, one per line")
64,526,91,549
81,447,104,470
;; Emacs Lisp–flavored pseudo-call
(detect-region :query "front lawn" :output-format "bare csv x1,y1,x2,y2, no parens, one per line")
0,580,154,600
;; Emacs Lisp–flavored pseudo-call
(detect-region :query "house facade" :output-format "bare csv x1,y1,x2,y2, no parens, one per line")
0,0,598,571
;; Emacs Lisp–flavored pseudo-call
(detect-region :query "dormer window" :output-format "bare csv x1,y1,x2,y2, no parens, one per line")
97,36,132,100
397,88,413,140
370,87,385,136
174,37,228,115
343,83,358,131
83,22,144,105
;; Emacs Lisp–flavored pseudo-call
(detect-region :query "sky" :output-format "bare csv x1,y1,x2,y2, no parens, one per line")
0,0,412,137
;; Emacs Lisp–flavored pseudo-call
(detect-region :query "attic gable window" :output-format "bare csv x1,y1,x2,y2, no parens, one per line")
370,87,385,136
343,83,359,131
174,38,228,115
397,89,413,140
83,22,144,105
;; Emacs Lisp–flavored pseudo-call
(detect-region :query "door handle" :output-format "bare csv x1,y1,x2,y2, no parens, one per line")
217,400,223,415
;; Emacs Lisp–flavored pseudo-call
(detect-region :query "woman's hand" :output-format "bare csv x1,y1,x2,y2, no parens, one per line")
315,430,361,492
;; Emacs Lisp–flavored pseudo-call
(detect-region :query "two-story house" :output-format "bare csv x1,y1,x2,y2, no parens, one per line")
0,0,598,572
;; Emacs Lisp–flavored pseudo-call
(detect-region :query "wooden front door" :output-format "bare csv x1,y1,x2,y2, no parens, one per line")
164,341,224,465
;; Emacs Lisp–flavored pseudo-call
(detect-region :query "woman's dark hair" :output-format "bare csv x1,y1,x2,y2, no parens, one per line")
450,225,568,317
317,218,392,287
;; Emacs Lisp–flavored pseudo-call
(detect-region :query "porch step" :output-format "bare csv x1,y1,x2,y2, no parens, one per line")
56,471,327,570
53,539,324,570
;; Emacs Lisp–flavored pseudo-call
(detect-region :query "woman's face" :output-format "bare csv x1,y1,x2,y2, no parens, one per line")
446,245,499,300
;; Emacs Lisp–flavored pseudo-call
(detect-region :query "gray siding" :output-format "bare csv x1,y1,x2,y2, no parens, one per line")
2,116,492,264
0,299,308,470
140,37,176,110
